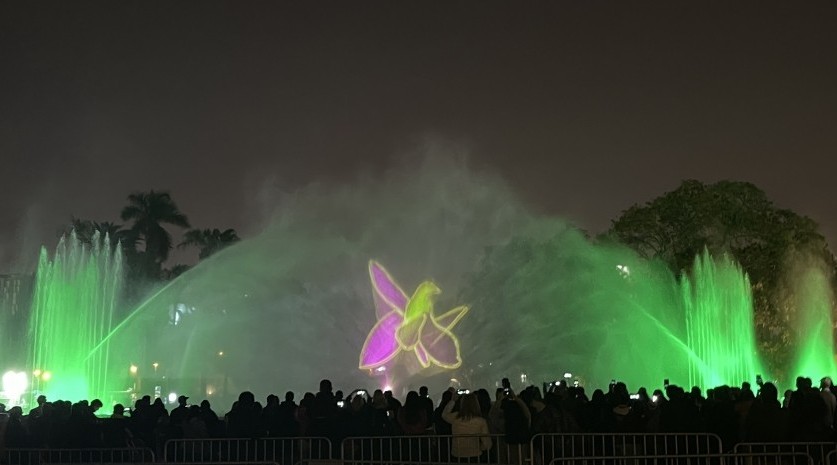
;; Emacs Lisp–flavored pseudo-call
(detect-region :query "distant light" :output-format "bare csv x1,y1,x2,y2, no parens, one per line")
168,392,177,403
652,395,659,402
2,371,27,400
152,362,159,370
520,373,528,384
41,371,52,381
383,384,393,392
616,265,630,276
130,365,138,374
218,351,224,356
375,366,386,372
564,372,572,379
33,369,42,377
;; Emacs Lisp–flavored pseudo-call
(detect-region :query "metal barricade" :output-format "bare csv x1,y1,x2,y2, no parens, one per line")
1,448,155,465
163,437,332,464
825,450,837,465
547,452,813,465
531,433,724,465
734,443,837,465
341,434,515,465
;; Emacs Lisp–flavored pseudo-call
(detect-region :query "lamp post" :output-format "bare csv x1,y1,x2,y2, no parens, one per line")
130,365,139,397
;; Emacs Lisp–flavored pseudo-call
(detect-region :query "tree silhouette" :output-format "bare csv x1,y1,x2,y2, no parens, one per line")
120,191,190,279
179,228,241,260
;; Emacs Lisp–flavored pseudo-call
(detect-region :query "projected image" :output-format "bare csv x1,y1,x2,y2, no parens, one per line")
359,261,469,371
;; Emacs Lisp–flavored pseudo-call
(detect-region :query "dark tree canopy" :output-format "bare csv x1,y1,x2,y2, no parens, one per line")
179,228,241,260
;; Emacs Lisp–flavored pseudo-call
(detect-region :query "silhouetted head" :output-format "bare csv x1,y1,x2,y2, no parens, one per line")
238,391,255,405
285,391,294,402
821,377,833,390
178,395,189,406
457,393,481,420
405,391,419,406
266,394,279,406
372,390,387,408
91,399,103,412
419,386,429,397
437,390,451,406
200,400,211,409
37,395,47,405
113,404,124,415
739,387,755,401
796,376,805,390
335,390,344,400
351,395,366,411
319,379,333,394
761,382,779,402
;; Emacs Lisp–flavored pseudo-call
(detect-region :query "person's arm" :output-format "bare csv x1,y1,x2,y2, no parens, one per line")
480,419,493,451
441,400,457,424
488,401,504,432
515,397,531,426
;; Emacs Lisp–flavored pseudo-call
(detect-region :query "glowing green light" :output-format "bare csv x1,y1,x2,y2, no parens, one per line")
28,231,124,401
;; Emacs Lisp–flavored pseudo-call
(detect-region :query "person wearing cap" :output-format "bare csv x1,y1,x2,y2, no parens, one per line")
170,395,190,428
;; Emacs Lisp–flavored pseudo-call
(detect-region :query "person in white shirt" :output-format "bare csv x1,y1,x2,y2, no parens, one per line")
442,390,492,459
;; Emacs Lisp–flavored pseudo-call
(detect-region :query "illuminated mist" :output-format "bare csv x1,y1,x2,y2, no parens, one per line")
24,148,835,400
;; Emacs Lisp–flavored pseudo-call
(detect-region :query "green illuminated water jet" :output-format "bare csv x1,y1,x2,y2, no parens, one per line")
788,264,836,380
682,250,764,388
28,231,124,402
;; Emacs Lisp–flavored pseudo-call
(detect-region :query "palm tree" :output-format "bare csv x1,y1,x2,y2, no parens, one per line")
61,218,135,250
120,191,190,277
179,228,241,260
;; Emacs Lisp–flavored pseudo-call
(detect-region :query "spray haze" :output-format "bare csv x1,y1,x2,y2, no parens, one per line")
18,143,837,401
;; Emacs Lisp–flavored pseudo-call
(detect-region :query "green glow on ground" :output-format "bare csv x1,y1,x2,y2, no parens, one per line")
28,232,124,402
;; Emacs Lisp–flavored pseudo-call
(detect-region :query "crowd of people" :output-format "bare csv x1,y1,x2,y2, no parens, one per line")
1,376,837,457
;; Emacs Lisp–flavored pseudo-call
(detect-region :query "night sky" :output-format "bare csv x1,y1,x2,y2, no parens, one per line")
2,1,836,271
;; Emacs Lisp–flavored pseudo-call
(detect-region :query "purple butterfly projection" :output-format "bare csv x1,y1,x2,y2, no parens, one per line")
359,261,469,371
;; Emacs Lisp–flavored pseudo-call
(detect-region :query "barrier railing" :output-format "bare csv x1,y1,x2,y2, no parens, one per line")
734,443,837,465
342,434,520,465
3,435,833,465
1,448,155,465
548,452,814,465
163,437,332,464
531,433,724,465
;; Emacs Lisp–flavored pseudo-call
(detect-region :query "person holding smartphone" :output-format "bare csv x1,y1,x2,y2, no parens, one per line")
442,388,492,460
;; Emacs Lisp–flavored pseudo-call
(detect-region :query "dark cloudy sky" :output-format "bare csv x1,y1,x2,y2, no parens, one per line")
1,1,836,271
